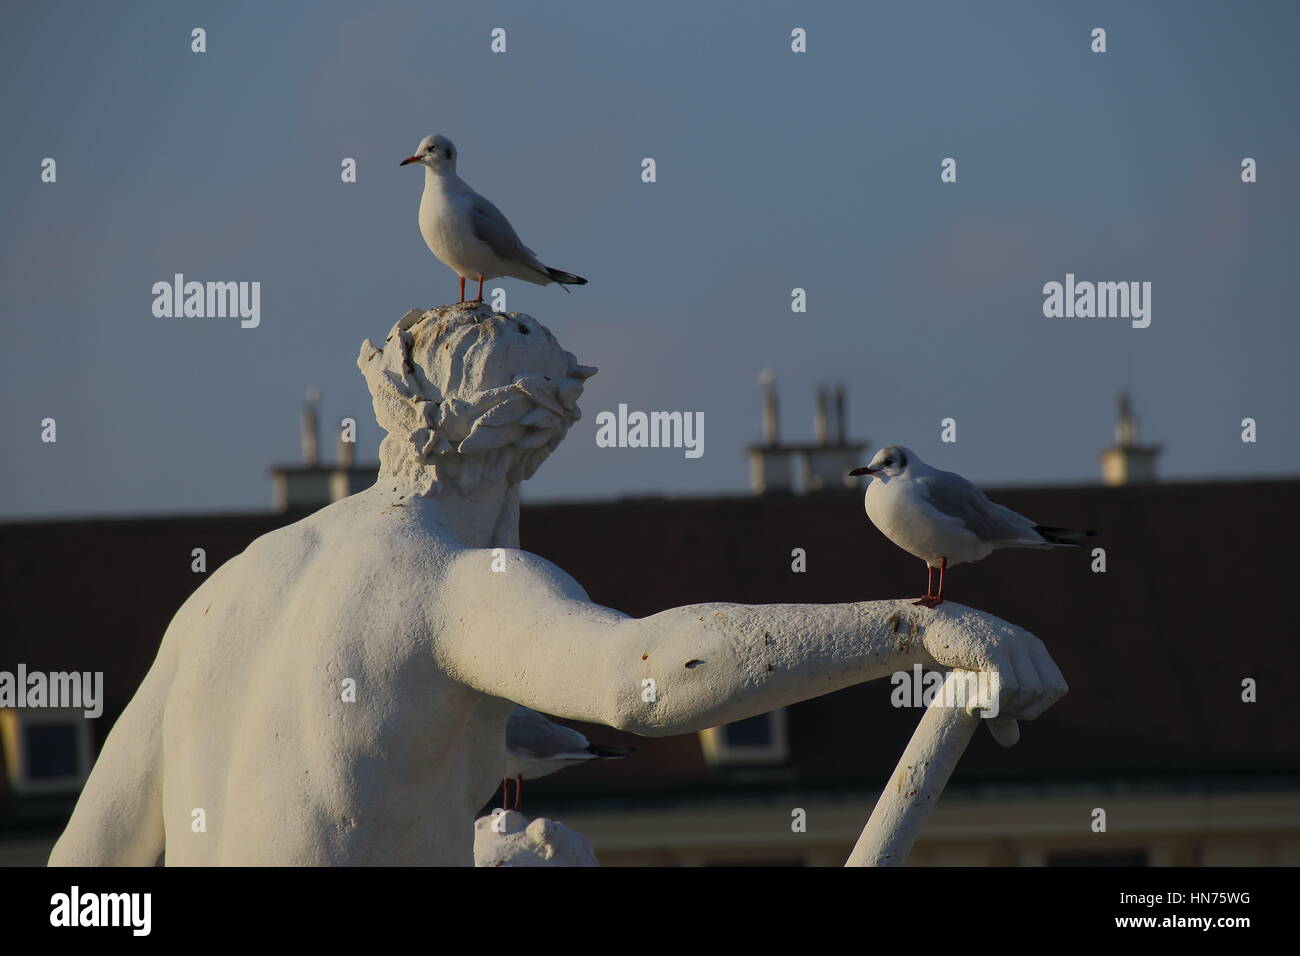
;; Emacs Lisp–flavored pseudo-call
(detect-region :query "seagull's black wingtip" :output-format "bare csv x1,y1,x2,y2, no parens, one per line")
546,268,588,287
587,744,633,759
1034,525,1097,545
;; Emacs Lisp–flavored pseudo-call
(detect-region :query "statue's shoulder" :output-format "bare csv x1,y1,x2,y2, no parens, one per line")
303,492,470,571
211,490,444,574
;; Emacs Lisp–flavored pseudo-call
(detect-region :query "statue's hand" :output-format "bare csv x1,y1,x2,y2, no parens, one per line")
917,606,1068,748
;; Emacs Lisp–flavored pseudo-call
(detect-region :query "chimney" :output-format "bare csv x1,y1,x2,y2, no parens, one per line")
803,381,867,494
300,388,320,467
749,374,868,496
328,418,371,502
1099,392,1161,486
813,386,830,445
272,392,376,511
337,421,355,468
760,369,780,445
747,370,795,494
834,384,847,445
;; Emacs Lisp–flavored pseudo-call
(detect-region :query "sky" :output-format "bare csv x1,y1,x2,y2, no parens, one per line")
1,0,1297,520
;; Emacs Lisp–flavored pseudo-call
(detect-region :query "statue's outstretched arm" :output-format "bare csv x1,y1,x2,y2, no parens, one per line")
438,549,1066,738
47,638,175,866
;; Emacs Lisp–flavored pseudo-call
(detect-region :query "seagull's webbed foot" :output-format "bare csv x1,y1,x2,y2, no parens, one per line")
912,595,943,608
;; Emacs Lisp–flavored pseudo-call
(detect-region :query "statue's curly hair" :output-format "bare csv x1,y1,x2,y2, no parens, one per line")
358,304,597,495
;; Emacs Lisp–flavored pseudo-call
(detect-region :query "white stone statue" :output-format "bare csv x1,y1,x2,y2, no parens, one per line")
49,303,1066,866
474,810,599,867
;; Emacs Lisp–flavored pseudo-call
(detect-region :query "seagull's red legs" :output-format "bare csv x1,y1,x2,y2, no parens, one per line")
914,558,947,608
458,276,466,303
515,775,523,811
913,564,935,606
474,275,485,302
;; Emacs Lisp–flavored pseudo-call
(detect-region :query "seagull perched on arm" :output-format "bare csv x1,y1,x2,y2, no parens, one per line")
501,706,632,811
399,134,587,303
850,445,1095,608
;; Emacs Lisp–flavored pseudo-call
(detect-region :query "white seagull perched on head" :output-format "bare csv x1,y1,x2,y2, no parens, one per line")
850,445,1095,608
501,706,632,811
400,134,587,304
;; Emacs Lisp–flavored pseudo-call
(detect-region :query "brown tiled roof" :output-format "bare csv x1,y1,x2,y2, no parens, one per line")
2,479,1297,815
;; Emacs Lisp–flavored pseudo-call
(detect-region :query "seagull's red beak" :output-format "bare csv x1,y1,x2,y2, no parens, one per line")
399,155,420,166
849,466,877,477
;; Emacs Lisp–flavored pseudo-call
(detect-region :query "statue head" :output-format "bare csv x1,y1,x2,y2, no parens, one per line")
358,304,597,497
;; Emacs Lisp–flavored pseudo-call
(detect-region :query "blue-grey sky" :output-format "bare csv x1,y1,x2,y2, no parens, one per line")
2,0,1297,519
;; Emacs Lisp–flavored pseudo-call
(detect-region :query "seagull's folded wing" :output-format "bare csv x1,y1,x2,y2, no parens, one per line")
470,195,548,277
507,705,593,759
916,473,1037,544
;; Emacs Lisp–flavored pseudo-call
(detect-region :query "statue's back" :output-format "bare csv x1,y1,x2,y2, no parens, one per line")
157,488,504,865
